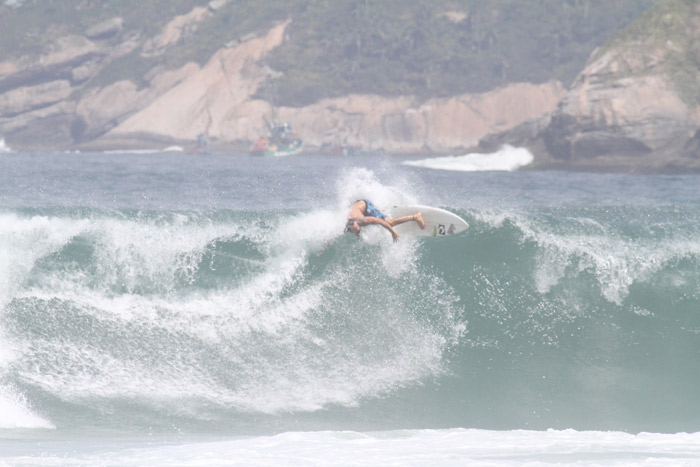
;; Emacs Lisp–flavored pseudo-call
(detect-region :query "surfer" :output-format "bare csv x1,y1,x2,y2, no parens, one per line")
345,200,425,242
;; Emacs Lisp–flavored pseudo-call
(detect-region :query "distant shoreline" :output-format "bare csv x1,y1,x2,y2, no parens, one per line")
4,137,699,174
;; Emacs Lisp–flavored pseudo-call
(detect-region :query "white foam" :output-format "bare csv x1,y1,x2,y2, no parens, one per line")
526,222,697,306
102,146,184,155
404,145,534,172
3,429,698,466
89,214,228,293
272,208,346,254
335,167,421,212
0,384,54,429
162,145,184,152
471,209,700,306
14,259,445,414
0,213,87,308
0,137,12,153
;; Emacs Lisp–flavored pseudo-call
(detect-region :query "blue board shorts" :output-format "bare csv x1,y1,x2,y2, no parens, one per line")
363,200,387,220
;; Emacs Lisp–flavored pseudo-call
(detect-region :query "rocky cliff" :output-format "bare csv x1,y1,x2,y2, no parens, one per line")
482,0,700,172
1,0,698,172
0,2,563,154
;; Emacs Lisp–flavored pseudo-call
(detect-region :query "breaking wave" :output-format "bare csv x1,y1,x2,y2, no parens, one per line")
1,167,699,434
403,145,533,172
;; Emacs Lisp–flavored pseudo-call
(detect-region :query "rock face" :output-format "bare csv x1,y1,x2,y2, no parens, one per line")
85,17,123,40
0,10,563,154
539,51,699,169
484,1,700,171
106,22,291,144
106,58,563,153
0,35,100,93
141,7,211,57
0,17,137,147
270,82,564,153
99,21,564,153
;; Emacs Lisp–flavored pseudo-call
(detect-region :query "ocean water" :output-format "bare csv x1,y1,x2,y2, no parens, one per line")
0,148,699,465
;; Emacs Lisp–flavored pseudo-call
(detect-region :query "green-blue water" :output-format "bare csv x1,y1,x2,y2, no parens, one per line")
1,151,699,447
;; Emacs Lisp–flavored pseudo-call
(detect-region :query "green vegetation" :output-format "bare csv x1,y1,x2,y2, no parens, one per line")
602,0,700,106
260,0,658,105
0,0,296,92
0,0,658,106
0,1,202,57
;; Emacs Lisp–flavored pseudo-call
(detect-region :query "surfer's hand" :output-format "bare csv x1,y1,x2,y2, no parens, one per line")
392,232,399,242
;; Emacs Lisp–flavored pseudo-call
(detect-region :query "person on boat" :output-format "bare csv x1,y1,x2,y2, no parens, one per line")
251,137,267,154
345,200,425,242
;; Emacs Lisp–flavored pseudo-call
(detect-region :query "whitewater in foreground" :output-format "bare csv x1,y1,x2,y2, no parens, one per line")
3,429,700,466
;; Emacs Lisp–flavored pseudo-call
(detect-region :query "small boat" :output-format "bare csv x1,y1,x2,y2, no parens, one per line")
250,120,303,157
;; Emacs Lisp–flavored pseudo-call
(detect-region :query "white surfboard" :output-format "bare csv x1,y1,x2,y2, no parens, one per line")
389,205,468,238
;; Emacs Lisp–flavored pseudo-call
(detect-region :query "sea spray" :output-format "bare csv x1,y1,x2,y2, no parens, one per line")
0,384,54,429
1,203,465,425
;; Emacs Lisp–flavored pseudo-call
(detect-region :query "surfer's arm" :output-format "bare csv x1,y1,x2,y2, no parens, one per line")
364,217,400,242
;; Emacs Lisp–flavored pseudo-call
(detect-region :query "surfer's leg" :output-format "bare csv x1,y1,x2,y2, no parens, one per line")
389,213,425,229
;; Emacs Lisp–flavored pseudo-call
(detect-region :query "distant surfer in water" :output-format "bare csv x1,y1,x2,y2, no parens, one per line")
345,200,425,242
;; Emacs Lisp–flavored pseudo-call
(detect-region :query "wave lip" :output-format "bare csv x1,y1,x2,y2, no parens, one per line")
404,145,533,172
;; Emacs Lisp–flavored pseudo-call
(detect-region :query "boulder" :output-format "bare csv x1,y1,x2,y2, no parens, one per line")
74,81,146,141
141,6,211,57
542,59,695,162
208,0,230,11
478,0,700,172
0,101,76,147
0,80,72,116
0,35,99,92
85,17,123,40
490,1,700,171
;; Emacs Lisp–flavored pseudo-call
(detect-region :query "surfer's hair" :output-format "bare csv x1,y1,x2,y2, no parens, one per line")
345,219,360,233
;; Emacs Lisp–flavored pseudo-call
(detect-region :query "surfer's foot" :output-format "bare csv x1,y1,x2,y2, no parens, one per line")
415,213,425,229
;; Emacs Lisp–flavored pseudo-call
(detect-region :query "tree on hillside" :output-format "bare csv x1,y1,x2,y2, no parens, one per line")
260,0,657,106
0,0,659,106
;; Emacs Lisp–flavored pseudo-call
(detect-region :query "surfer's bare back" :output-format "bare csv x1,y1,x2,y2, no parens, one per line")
344,200,425,242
